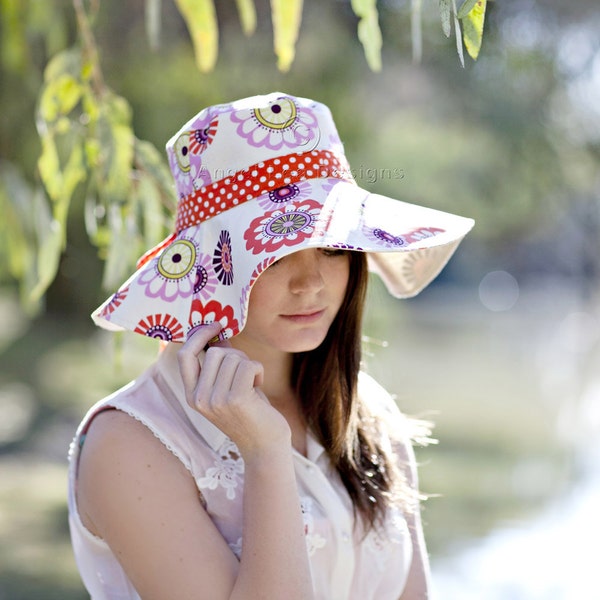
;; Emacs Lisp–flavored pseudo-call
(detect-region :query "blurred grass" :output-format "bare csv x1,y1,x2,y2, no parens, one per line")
0,276,574,596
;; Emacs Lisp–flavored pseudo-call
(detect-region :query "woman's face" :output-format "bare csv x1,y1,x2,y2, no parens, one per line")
234,248,350,355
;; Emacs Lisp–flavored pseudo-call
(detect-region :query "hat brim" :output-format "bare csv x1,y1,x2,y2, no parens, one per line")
92,179,474,342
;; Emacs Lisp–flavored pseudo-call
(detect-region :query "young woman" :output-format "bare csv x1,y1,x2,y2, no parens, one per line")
68,92,474,599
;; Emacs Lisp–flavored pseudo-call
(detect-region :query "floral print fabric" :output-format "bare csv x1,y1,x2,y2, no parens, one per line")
92,92,474,343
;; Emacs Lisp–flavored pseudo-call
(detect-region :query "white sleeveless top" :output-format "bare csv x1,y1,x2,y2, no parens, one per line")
67,345,413,599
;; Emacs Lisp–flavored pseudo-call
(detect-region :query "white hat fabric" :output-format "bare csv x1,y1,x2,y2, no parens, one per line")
92,92,474,342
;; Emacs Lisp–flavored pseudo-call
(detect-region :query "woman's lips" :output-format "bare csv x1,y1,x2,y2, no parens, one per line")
280,309,326,324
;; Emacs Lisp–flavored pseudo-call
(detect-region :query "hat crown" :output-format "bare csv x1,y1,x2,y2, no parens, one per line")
166,93,345,203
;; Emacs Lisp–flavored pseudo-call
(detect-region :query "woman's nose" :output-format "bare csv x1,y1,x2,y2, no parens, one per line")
288,250,325,294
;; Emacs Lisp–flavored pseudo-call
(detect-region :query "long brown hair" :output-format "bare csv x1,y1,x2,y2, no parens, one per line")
291,251,413,532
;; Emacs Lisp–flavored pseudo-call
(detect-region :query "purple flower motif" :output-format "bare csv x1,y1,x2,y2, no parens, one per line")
256,180,312,209
213,230,234,285
193,253,219,301
231,96,319,150
138,238,198,301
168,115,218,197
365,226,408,248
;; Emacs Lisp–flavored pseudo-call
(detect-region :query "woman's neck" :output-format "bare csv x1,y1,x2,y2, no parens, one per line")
229,337,307,456
229,337,296,406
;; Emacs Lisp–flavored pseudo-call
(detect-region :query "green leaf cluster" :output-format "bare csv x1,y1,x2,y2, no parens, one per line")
440,0,487,65
1,0,490,311
32,9,175,300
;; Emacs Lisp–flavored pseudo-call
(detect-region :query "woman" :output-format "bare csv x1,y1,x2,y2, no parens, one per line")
68,92,474,599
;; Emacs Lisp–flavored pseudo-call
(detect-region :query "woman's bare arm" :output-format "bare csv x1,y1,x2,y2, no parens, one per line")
77,323,314,600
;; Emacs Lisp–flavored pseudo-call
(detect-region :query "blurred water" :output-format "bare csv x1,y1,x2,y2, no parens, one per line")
432,466,600,599
425,280,600,600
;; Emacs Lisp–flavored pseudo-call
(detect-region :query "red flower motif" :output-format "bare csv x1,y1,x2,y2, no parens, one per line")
99,286,129,318
188,299,240,339
244,199,321,255
135,313,184,342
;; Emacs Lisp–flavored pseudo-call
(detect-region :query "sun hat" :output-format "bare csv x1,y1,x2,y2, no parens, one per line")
92,92,474,342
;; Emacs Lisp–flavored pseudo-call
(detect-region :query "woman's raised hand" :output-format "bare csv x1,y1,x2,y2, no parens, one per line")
177,323,291,459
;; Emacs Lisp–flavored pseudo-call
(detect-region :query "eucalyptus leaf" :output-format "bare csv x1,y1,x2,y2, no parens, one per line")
0,163,33,279
173,0,218,73
145,0,162,50
37,133,62,202
351,0,382,72
97,94,134,204
43,47,82,82
271,0,303,72
411,0,423,63
457,0,479,19
235,0,257,36
102,204,138,290
452,0,465,67
56,140,86,231
30,190,62,302
134,138,176,206
136,172,167,247
461,0,486,60
439,0,452,37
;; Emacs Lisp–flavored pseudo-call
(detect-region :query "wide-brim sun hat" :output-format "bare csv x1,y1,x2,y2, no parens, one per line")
92,92,474,342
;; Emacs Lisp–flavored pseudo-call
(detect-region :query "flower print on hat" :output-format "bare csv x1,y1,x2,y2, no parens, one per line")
244,199,321,255
231,96,319,151
135,313,184,341
257,180,312,210
213,230,234,285
91,92,475,342
193,253,219,301
366,227,408,248
169,116,218,197
98,286,129,320
138,237,198,301
188,299,240,339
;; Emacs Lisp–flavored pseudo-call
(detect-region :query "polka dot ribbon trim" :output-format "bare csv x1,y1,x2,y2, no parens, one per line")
175,149,354,233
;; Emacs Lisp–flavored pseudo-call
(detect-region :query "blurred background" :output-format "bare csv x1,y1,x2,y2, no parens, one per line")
1,0,599,598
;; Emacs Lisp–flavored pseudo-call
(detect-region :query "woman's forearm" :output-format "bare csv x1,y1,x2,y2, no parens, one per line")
230,449,314,600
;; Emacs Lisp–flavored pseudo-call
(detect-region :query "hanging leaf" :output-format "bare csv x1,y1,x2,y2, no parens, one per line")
235,0,257,36
134,138,176,206
97,93,134,204
145,0,162,50
56,139,86,230
30,190,63,302
38,132,62,201
102,204,139,289
457,0,479,19
39,73,82,122
439,0,451,38
411,0,423,63
351,0,382,72
135,172,167,247
0,163,34,280
451,0,465,67
173,0,218,72
0,0,27,73
461,0,486,60
271,0,303,72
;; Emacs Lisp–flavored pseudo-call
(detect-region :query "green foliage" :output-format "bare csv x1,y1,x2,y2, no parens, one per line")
0,0,490,308
460,0,486,60
271,0,304,72
351,0,383,71
31,3,175,299
174,0,219,72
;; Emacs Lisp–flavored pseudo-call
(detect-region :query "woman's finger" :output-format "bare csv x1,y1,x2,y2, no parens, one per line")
177,322,223,403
